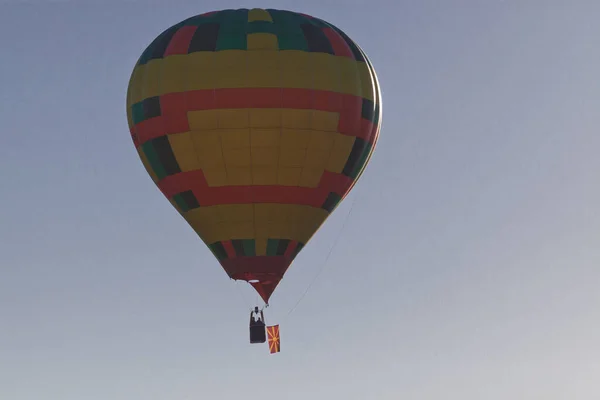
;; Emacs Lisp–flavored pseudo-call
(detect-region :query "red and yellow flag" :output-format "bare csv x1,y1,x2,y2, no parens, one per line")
267,325,280,354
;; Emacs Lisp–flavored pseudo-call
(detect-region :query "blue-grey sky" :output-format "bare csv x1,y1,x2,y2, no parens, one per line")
2,1,599,399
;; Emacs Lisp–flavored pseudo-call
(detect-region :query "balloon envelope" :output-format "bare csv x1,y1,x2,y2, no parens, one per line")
126,8,381,303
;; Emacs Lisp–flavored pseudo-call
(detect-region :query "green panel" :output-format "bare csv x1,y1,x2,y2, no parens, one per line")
172,193,189,212
350,141,373,180
277,34,308,51
216,34,247,50
131,102,145,125
209,242,228,260
247,21,278,35
243,239,256,256
141,141,167,180
266,239,279,256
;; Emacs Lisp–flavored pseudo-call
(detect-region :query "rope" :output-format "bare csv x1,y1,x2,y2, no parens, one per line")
284,193,359,318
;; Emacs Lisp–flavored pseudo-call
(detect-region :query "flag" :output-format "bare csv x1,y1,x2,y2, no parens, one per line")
267,325,280,354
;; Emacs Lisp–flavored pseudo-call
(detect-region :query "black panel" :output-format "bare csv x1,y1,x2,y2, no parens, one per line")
188,23,220,52
145,27,178,62
143,96,161,120
152,136,181,176
300,24,334,54
321,192,341,213
361,98,375,122
275,239,290,256
180,190,200,210
232,239,245,257
330,26,364,61
342,138,367,177
211,242,228,260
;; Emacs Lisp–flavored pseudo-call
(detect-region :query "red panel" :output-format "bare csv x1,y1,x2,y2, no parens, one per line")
359,119,376,143
222,240,237,258
216,88,282,108
157,170,207,198
164,26,197,56
222,256,289,275
186,90,216,110
319,171,353,196
135,116,167,144
222,256,291,303
284,240,298,258
322,27,354,58
337,95,362,136
312,90,342,112
280,88,311,109
160,93,190,134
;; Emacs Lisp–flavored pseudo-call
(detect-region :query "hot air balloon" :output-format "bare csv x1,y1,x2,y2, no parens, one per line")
125,8,382,334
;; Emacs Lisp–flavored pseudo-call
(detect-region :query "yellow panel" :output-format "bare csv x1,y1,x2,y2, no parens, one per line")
190,129,220,150
270,204,292,221
267,221,287,238
193,222,231,244
255,237,268,256
218,109,249,129
223,148,252,167
212,66,248,88
128,67,145,105
358,62,376,101
282,109,312,129
326,134,355,173
220,129,250,148
168,131,202,172
251,148,279,166
252,167,278,185
140,59,162,99
185,207,222,227
217,204,254,221
278,167,302,185
299,167,324,187
279,148,306,168
132,52,368,99
188,110,219,130
203,169,228,186
213,50,247,70
186,52,216,90
254,203,272,221
247,68,281,88
246,50,279,70
190,131,224,168
279,50,310,70
160,55,188,93
248,33,278,50
137,148,158,182
251,128,280,147
248,8,273,22
227,167,253,185
311,110,340,132
281,68,312,89
281,129,311,148
338,57,361,96
249,108,281,128
308,131,336,150
312,53,339,92
304,148,331,168
228,222,256,239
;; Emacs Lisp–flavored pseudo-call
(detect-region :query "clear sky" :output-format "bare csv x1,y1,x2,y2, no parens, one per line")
1,1,600,399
